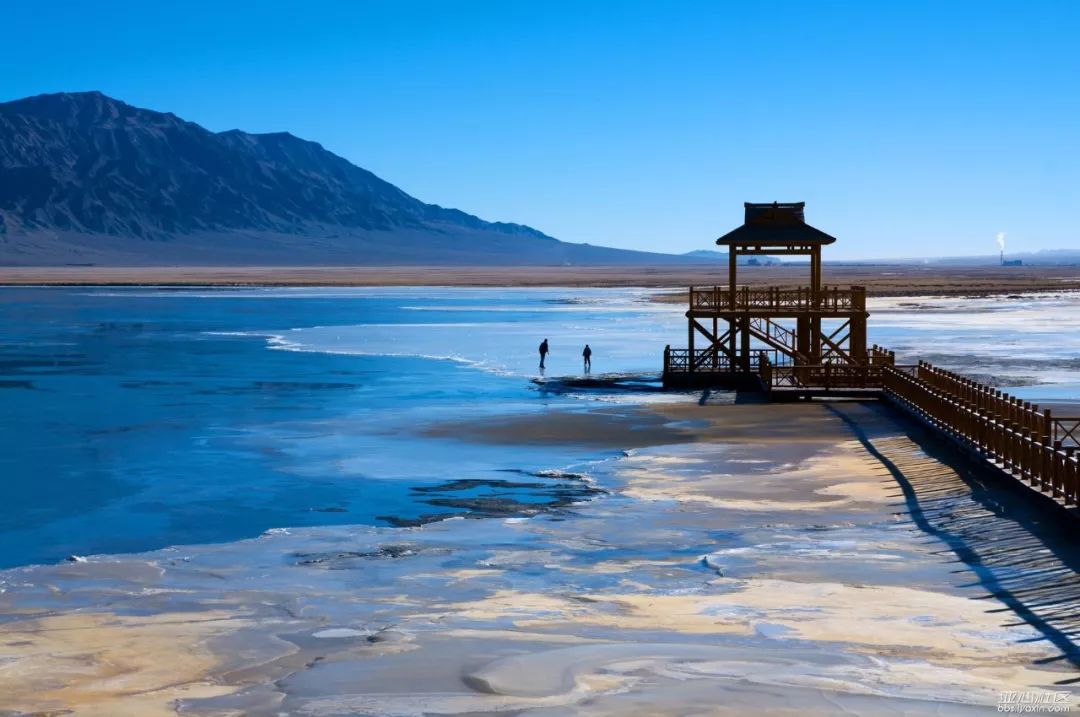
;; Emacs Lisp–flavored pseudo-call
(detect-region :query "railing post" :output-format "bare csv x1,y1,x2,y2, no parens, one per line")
1052,440,1062,496
1067,450,1076,505
977,405,988,454
995,413,1006,467
1026,432,1033,484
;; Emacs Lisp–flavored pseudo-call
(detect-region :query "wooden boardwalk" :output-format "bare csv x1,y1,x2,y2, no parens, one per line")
669,345,1080,509
883,360,1080,507
662,200,1079,511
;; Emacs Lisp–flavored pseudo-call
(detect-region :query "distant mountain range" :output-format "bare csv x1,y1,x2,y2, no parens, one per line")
0,92,709,266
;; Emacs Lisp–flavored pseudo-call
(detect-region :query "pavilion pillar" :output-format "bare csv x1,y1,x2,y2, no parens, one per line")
849,286,868,364
687,322,695,375
728,318,737,369
729,248,738,370
728,247,738,298
850,313,868,364
740,316,751,371
809,246,822,363
712,316,719,369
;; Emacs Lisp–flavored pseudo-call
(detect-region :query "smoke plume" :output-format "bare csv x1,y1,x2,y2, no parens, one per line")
996,232,1007,251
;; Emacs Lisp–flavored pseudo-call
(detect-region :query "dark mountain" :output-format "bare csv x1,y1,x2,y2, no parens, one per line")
0,92,697,266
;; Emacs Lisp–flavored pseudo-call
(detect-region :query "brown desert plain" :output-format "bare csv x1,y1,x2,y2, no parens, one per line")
1,263,1080,296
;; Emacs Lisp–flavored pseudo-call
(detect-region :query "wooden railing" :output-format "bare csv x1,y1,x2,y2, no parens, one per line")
869,344,896,366
1055,418,1080,448
688,285,866,314
765,363,913,391
883,362,1080,506
748,316,798,352
664,346,794,375
669,345,902,389
907,361,1074,442
664,347,734,373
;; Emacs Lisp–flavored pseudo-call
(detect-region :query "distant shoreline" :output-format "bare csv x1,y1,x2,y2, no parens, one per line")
1,264,1079,297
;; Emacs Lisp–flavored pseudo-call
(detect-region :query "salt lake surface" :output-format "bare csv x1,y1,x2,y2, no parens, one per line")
1,286,1078,569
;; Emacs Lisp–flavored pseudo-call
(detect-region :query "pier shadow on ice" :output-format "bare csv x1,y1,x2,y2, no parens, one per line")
830,402,1080,675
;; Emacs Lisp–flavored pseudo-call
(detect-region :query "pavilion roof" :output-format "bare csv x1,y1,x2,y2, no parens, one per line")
715,202,836,247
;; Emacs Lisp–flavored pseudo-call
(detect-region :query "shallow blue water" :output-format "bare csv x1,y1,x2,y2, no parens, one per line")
866,292,1080,401
0,287,685,568
1,287,1076,570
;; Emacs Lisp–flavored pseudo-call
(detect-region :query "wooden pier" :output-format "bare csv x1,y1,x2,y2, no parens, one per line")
664,202,870,392
663,201,1080,510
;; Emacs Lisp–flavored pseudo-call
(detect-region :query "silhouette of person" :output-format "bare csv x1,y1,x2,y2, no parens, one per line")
539,339,549,369
583,344,592,373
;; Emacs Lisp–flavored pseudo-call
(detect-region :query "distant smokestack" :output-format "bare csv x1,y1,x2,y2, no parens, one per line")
996,232,1007,265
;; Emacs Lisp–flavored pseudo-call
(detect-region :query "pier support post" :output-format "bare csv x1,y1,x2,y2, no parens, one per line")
740,316,751,371
687,288,695,374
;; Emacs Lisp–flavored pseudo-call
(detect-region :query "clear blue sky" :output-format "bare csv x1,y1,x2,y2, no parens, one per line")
3,1,1078,259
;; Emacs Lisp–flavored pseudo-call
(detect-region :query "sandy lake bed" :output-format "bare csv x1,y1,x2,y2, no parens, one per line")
2,397,1078,715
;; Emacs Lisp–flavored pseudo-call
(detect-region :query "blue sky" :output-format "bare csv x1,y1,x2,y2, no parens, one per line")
3,1,1078,259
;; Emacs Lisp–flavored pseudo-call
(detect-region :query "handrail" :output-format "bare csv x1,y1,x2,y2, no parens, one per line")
664,347,796,374
869,344,896,366
766,363,913,390
882,363,1080,506
911,360,1057,439
688,285,867,314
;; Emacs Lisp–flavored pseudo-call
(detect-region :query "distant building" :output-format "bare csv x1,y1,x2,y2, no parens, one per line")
1002,259,1023,267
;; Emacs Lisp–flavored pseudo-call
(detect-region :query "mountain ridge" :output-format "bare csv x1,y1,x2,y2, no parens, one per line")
0,91,694,266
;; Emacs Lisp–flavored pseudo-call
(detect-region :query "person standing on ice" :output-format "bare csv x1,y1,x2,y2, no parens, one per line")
582,344,592,373
539,339,549,369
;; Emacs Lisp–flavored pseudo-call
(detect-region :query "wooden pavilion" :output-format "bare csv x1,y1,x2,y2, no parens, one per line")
663,201,880,397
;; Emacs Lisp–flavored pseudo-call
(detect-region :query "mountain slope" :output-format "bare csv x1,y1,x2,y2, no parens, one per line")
0,92,688,266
